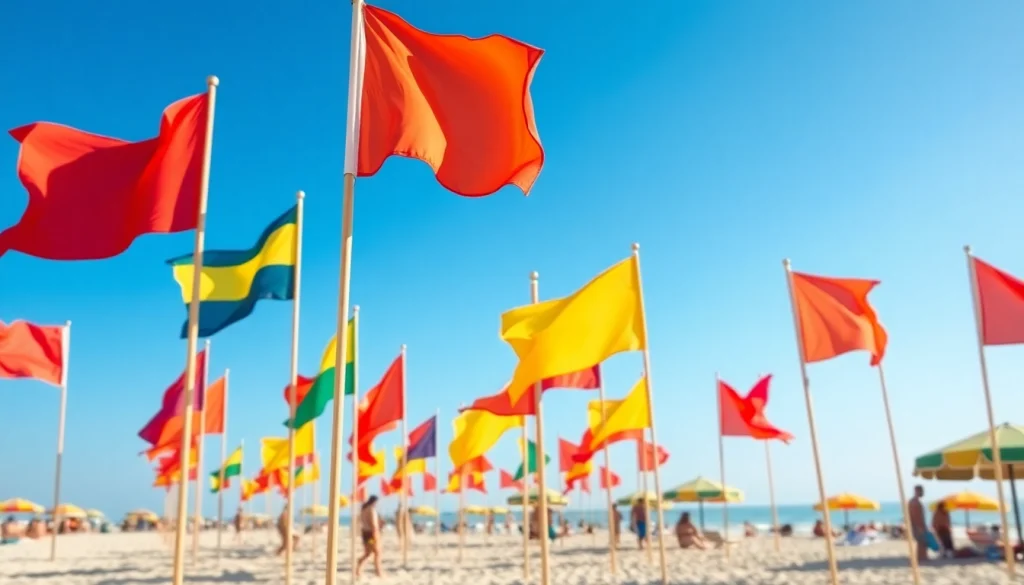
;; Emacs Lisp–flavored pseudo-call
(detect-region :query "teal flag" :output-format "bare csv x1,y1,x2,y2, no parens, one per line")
513,440,551,480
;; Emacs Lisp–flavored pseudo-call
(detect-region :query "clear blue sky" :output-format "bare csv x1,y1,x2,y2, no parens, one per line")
2,1,1024,520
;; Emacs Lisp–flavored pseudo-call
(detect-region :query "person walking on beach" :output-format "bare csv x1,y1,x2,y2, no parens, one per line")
233,506,244,543
908,485,928,563
275,504,298,556
356,496,383,578
630,499,647,550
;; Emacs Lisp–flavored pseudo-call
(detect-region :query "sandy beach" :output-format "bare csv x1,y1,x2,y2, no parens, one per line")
1,529,1017,585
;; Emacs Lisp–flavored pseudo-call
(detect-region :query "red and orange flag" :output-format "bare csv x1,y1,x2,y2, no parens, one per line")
351,354,404,465
599,467,621,489
359,4,544,197
461,366,601,417
719,375,793,443
790,271,887,365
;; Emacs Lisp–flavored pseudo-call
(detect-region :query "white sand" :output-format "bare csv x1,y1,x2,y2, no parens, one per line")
0,529,1017,584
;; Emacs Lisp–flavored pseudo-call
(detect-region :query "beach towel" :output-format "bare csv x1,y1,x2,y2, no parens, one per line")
0,537,18,545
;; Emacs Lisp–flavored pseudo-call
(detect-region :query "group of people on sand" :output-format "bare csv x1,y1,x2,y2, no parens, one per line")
1,516,51,541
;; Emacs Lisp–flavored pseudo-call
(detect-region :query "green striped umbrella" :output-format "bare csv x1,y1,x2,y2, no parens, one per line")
913,423,1024,480
663,476,743,530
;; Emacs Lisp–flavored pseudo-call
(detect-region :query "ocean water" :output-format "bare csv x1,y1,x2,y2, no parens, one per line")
378,503,1006,536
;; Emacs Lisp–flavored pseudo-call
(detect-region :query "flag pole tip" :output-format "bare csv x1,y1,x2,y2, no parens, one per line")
353,304,360,313
296,190,305,200
207,75,220,87
631,242,640,253
963,245,972,254
65,320,71,327
530,271,539,281
782,258,791,269
401,344,407,352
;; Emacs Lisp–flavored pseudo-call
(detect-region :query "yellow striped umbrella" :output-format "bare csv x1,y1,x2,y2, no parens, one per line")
49,504,88,518
813,493,880,527
0,498,45,514
930,491,999,526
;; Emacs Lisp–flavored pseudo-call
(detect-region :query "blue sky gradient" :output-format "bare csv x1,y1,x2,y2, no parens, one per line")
2,1,1024,519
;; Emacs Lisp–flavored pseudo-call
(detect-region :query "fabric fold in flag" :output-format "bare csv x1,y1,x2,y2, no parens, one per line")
351,353,404,465
971,257,1024,346
460,366,601,417
719,375,793,443
406,415,437,461
359,4,545,197
0,320,64,386
500,257,644,404
138,350,208,445
790,270,888,365
1,93,209,260
169,206,297,338
448,408,522,471
285,320,356,429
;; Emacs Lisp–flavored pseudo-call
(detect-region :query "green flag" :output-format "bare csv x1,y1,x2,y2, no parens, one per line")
513,440,550,481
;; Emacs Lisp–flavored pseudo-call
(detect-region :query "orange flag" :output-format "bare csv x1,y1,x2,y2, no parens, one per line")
790,271,888,365
351,354,404,465
422,472,437,493
599,467,621,489
719,375,793,442
359,4,544,197
971,257,1024,346
637,441,669,472
144,376,226,460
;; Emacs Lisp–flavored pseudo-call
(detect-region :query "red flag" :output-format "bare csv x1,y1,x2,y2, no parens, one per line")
499,469,523,491
359,5,544,197
572,427,644,464
423,472,437,493
447,470,488,494
972,257,1024,346
138,350,208,446
558,438,582,473
599,467,621,490
637,441,669,472
461,365,601,417
790,271,888,366
381,477,393,496
356,485,367,502
1,94,209,260
459,455,494,476
351,354,405,465
719,375,793,443
283,375,315,408
0,320,64,386
386,476,414,496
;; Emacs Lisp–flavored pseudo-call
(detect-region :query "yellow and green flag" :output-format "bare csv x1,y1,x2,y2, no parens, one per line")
169,205,298,338
285,318,356,429
210,445,244,493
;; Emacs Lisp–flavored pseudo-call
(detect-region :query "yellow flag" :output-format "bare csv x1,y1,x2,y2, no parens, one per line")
566,459,592,482
448,409,523,470
587,376,650,449
260,423,315,471
391,446,427,481
500,257,645,403
289,462,320,489
241,478,258,501
444,470,484,493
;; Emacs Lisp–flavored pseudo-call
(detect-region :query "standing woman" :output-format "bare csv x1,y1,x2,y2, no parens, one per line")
355,496,383,578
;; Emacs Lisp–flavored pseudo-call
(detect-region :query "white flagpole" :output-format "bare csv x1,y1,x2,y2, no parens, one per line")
285,190,306,585
192,338,211,562
48,320,71,561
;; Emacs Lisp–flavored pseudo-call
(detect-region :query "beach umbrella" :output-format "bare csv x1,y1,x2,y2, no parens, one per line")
490,506,510,515
85,509,104,519
0,498,45,514
662,477,743,530
126,509,160,523
462,504,489,516
410,505,438,517
507,488,569,508
813,493,880,528
301,505,329,517
930,491,998,527
49,504,87,519
913,423,1024,543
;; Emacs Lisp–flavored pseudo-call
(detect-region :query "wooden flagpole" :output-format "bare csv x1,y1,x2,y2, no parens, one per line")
782,258,839,585
714,373,730,559
458,467,466,563
192,338,211,562
529,271,553,585
876,364,921,584
400,344,410,566
350,304,361,583
324,1,365,580
638,435,652,563
631,243,669,585
216,368,230,562
49,320,70,561
964,245,1016,575
284,190,305,585
434,408,440,554
171,74,219,585
596,364,617,574
521,414,531,580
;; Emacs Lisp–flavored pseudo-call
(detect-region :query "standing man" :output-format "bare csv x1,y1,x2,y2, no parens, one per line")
908,485,928,563
630,499,647,550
